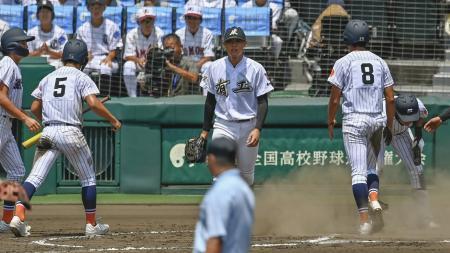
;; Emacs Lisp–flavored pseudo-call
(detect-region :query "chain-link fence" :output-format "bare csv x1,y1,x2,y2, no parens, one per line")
0,1,448,97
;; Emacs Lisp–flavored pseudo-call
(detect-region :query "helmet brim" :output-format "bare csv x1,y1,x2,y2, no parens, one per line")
397,112,420,123
11,35,35,42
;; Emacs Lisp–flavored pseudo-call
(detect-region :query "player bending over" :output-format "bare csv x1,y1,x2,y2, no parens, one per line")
9,39,121,237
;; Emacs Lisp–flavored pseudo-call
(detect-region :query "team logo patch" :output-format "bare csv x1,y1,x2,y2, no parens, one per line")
233,79,253,93
13,79,22,89
50,39,59,49
58,36,66,45
229,28,238,36
102,34,109,45
215,79,230,97
113,31,120,39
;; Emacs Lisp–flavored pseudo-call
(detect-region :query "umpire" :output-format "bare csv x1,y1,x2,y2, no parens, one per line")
193,137,255,253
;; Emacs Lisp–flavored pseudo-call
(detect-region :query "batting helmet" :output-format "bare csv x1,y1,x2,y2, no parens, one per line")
37,0,55,20
1,27,35,57
343,19,369,45
395,94,420,123
62,39,88,66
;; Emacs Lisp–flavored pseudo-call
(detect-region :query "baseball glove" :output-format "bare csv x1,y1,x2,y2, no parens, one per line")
383,127,392,145
0,181,31,210
185,136,207,163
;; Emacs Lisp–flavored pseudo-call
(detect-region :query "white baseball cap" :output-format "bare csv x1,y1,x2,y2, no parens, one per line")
184,5,202,18
136,7,156,22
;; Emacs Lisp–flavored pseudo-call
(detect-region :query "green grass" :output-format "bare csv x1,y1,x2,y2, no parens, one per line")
31,194,203,205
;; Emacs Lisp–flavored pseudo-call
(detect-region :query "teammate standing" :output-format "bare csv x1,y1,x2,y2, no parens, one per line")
378,94,436,228
327,20,395,235
0,28,41,233
193,137,255,253
9,39,121,237
199,27,273,186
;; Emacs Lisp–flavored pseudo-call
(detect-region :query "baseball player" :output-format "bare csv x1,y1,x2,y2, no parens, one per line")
123,7,164,97
9,39,121,237
193,137,255,253
327,20,395,235
199,26,274,186
0,27,41,233
377,94,437,228
424,106,450,133
28,0,68,69
76,0,122,77
175,5,214,73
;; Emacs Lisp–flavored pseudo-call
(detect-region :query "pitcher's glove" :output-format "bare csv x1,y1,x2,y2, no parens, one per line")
0,181,31,210
412,138,422,166
185,136,207,163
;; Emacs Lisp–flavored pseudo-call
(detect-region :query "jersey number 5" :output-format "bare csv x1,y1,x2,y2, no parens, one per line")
54,77,67,97
361,63,374,85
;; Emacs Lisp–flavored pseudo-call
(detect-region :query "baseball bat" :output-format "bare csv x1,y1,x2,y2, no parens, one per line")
22,96,111,149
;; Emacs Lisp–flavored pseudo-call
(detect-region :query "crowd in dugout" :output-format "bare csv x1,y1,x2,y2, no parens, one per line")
0,0,302,97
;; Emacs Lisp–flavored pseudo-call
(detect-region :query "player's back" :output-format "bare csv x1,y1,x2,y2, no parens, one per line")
35,66,99,125
329,50,394,115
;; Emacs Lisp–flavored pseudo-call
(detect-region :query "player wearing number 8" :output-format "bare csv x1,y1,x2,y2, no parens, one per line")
9,39,121,237
327,20,395,235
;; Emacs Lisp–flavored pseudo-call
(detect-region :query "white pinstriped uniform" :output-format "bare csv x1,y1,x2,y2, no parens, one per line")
76,19,123,75
328,51,394,185
0,56,26,182
378,98,428,189
201,56,274,185
25,67,100,188
175,26,214,73
27,24,68,68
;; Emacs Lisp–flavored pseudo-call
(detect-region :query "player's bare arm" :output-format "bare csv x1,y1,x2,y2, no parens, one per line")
200,92,216,139
0,84,40,132
424,107,450,132
165,60,199,83
101,50,117,67
30,99,43,121
327,85,341,140
85,95,121,131
205,237,222,253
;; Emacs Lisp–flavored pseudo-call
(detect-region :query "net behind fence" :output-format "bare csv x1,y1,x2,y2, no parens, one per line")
0,1,447,97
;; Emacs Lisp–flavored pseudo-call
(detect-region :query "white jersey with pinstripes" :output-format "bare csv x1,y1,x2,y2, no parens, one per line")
175,26,215,61
31,66,100,125
76,19,123,56
0,56,23,118
328,51,394,115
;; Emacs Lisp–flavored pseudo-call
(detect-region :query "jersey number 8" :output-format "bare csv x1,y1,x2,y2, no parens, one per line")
361,63,374,85
54,77,67,97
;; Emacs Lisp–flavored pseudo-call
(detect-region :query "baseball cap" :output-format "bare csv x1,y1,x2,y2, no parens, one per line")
37,0,54,12
136,7,156,21
327,0,345,6
184,5,202,18
224,26,246,42
207,137,237,164
395,94,420,122
87,0,105,5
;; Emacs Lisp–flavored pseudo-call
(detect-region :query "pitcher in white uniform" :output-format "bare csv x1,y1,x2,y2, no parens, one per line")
0,27,41,233
9,39,121,237
327,20,395,235
199,27,273,186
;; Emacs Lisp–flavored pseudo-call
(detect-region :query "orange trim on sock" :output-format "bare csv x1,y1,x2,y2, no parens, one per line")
369,191,379,202
2,209,13,223
86,212,96,225
15,204,26,222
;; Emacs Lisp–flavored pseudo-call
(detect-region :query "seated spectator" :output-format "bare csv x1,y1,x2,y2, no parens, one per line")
27,0,68,68
76,0,122,77
175,5,214,73
307,0,349,48
136,0,159,6
123,7,164,97
22,0,80,5
185,0,235,8
0,19,9,41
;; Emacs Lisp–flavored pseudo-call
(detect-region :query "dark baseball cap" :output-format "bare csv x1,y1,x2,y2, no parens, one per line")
87,0,105,5
207,137,237,164
224,26,246,42
37,0,54,12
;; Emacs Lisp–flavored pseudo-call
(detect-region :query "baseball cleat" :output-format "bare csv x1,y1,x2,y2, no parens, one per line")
369,200,382,212
9,216,31,237
0,220,10,233
85,222,109,236
359,222,372,236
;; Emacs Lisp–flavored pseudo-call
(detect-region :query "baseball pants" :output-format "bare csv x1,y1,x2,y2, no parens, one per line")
212,118,258,185
123,60,144,97
0,116,25,182
83,55,119,76
25,126,96,189
342,113,385,185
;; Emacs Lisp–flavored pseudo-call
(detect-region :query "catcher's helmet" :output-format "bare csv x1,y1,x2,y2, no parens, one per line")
1,27,35,57
395,94,420,123
37,0,55,20
343,19,369,45
62,39,88,66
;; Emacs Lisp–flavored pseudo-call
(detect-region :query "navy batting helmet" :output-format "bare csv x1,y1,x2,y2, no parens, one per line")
395,94,420,123
1,27,35,57
343,19,369,45
37,0,55,20
62,39,88,66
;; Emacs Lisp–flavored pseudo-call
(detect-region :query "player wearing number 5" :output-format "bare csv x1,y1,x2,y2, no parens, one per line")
327,20,395,235
9,39,121,237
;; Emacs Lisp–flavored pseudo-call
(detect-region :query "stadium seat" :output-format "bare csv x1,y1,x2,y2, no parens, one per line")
175,7,221,36
118,0,136,7
236,0,283,8
75,6,123,31
125,6,173,35
0,5,24,29
27,5,76,34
